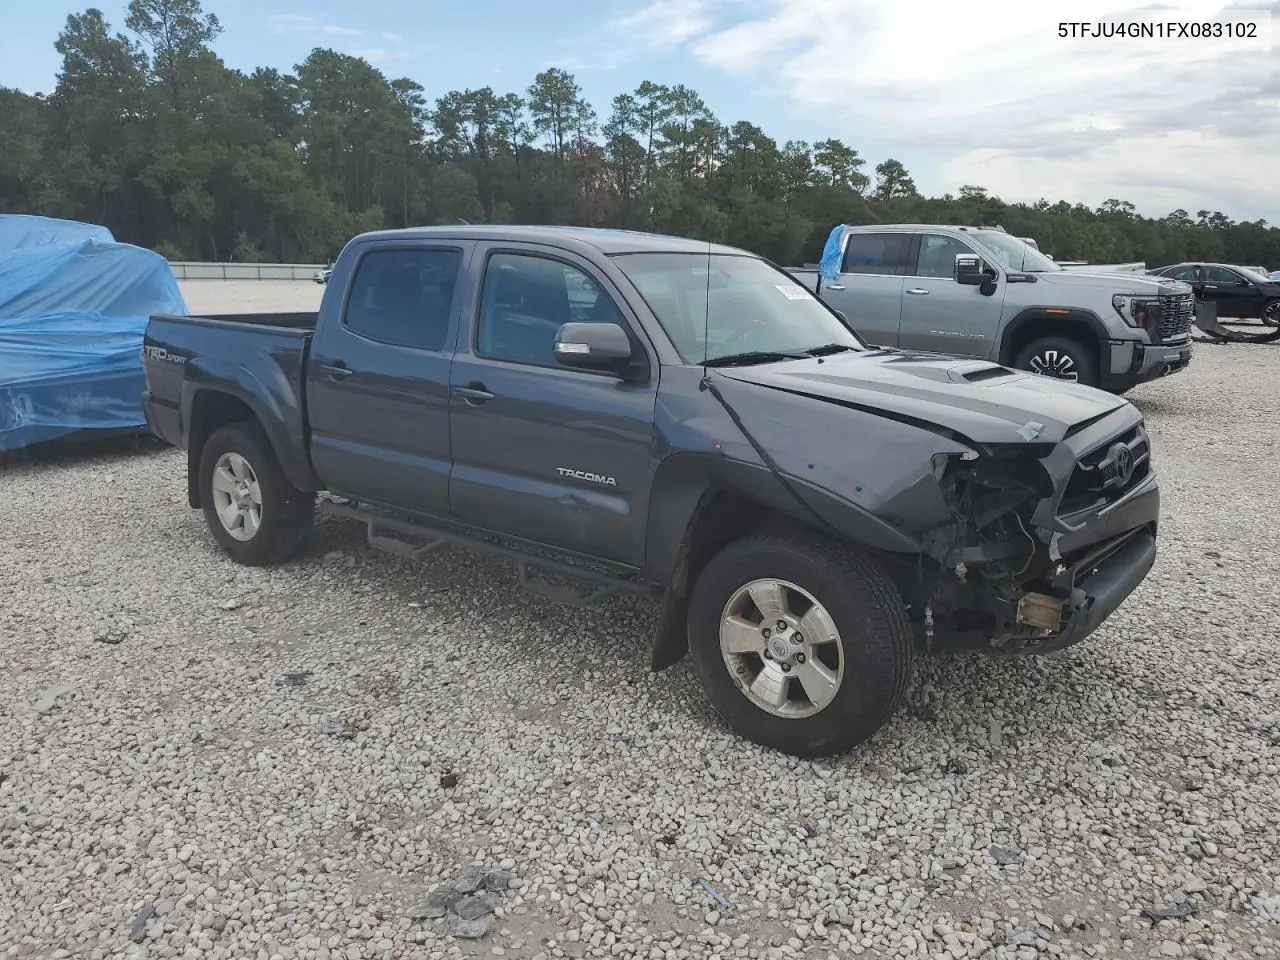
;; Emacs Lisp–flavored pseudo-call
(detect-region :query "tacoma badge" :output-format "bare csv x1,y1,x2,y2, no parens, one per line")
556,467,617,486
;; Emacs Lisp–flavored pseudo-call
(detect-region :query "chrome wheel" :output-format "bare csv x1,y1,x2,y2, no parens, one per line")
1263,301,1280,327
719,578,844,718
1028,349,1078,381
210,452,262,541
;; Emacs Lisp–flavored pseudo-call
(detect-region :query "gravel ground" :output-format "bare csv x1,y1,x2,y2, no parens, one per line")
2,284,1279,960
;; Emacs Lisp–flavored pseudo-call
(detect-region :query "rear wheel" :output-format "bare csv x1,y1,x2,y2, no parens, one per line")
198,421,314,565
686,532,913,758
1014,335,1099,388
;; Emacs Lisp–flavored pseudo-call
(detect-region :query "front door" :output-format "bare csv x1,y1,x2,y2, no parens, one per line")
306,240,473,515
897,232,1006,359
447,244,660,567
1201,265,1265,319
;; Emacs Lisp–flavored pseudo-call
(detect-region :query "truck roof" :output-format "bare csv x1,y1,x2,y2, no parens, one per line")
351,225,750,257
843,223,1002,233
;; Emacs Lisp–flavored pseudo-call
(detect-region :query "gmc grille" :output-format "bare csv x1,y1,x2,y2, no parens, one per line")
1154,293,1194,342
1060,423,1151,514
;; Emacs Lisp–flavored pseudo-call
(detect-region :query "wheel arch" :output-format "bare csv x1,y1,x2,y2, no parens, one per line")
182,375,317,508
644,453,921,672
999,307,1110,369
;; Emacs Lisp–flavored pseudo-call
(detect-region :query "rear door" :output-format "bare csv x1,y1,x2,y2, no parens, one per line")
306,239,474,515
819,232,910,347
897,231,1006,358
447,243,660,566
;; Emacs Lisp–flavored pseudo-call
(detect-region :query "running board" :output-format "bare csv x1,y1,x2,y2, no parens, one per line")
317,500,660,609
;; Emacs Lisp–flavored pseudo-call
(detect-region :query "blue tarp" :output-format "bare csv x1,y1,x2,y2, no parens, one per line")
0,214,114,253
0,216,187,452
818,224,851,280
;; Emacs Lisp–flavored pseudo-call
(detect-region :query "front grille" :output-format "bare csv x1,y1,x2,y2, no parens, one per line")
1060,423,1151,514
1153,293,1194,342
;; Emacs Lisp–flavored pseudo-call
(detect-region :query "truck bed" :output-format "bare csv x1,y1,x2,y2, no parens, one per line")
154,311,318,330
142,312,316,493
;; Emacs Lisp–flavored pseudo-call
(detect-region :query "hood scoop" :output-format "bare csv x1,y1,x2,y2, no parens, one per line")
794,354,1022,387
957,363,1019,383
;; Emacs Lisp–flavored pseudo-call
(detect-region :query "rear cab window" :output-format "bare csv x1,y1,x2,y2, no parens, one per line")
344,247,462,351
841,233,911,275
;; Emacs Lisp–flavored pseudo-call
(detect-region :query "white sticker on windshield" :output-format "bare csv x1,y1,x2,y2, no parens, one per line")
774,283,811,300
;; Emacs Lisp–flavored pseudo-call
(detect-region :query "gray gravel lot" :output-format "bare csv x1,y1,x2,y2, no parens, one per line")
2,282,1279,960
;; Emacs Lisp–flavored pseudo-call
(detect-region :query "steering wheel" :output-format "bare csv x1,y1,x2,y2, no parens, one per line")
719,294,769,345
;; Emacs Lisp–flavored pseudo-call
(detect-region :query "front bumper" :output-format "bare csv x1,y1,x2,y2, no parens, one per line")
1103,339,1192,390
1000,408,1161,653
1028,526,1156,653
926,402,1161,656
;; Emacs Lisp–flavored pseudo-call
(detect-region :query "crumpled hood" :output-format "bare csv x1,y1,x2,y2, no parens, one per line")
1034,270,1190,295
715,349,1130,445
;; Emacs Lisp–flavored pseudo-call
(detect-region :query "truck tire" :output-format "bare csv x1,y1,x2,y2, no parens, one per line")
198,421,314,565
686,532,913,758
1013,335,1099,388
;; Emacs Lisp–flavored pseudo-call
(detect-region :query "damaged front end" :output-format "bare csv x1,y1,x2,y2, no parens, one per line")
914,409,1159,656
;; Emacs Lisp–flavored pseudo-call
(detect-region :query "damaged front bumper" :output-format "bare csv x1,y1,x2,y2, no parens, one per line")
1026,525,1156,653
919,403,1160,656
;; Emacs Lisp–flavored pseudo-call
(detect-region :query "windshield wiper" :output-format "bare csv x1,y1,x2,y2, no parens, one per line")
802,343,857,356
703,350,811,367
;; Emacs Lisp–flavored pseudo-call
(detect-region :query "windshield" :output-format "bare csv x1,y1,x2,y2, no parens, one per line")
1237,265,1272,283
611,252,865,363
970,230,1062,273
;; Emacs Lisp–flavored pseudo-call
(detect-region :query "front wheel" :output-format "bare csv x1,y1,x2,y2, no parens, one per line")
1013,335,1099,389
686,532,913,758
198,421,314,565
1262,299,1280,327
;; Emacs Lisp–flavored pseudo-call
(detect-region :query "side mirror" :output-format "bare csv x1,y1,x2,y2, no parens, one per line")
954,254,984,286
553,322,633,371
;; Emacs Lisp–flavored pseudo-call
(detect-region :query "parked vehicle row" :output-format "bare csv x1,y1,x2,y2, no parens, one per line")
142,224,1161,758
1147,261,1280,327
788,223,1196,393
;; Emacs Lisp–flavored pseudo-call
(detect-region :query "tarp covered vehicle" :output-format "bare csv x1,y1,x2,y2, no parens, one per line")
0,215,187,452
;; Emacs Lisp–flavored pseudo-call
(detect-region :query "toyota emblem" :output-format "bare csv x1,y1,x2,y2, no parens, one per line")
1114,444,1134,485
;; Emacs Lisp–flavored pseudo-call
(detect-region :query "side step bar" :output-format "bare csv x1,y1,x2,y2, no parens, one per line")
317,499,662,609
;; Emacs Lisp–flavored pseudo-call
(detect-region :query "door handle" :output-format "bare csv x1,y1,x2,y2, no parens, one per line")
824,283,846,291
906,287,930,295
320,362,353,378
453,383,495,405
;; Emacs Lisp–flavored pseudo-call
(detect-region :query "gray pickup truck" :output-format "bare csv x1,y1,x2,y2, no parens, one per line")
142,225,1160,758
790,224,1195,392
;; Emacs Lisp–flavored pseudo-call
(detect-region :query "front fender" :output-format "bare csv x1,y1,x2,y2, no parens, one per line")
643,451,925,591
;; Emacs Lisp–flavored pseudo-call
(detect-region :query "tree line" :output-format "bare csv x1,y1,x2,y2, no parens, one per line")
2,0,1278,271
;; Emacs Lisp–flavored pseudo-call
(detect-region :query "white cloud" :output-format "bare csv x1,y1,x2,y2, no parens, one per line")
267,14,364,40
941,130,1277,220
267,14,420,64
609,0,1280,221
611,0,715,46
352,47,415,63
559,0,727,70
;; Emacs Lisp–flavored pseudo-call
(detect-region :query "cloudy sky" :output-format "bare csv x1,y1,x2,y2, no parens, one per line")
3,0,1277,222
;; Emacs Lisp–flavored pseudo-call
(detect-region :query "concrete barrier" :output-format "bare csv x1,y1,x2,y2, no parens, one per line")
169,262,326,281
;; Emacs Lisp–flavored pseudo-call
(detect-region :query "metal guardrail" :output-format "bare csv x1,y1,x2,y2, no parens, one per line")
169,262,327,281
